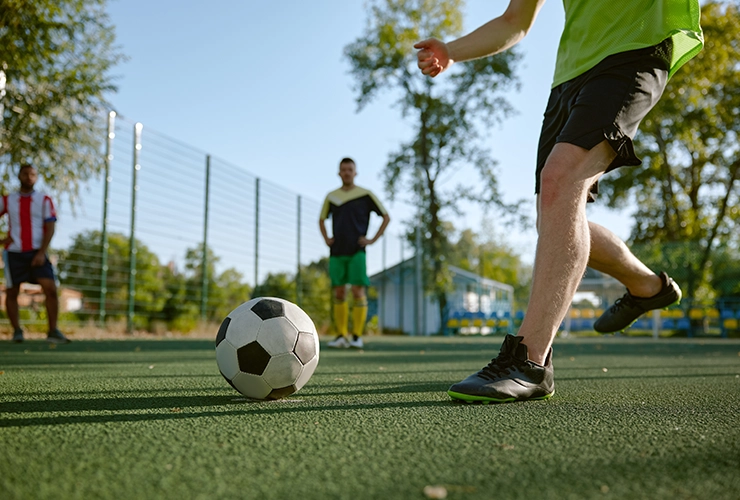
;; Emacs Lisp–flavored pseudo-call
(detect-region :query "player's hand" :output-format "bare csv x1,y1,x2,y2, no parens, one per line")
324,237,334,247
358,236,372,247
31,251,46,267
414,38,453,77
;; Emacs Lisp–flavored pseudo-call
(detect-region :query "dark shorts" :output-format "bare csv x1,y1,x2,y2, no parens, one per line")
535,38,673,201
3,250,56,287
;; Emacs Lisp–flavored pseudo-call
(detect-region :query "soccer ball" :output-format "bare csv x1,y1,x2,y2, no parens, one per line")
215,297,320,400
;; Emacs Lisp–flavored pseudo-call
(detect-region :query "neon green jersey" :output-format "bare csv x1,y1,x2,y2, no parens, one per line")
552,0,703,88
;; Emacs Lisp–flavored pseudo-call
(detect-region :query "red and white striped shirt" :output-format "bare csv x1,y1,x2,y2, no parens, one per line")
0,191,57,253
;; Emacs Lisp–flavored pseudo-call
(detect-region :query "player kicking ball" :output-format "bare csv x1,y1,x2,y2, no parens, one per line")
415,0,701,403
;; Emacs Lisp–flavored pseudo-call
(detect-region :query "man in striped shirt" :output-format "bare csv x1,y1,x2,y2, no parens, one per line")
1,163,70,343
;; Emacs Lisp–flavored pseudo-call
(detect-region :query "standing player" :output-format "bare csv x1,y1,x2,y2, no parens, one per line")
414,0,702,402
320,158,390,348
1,163,70,343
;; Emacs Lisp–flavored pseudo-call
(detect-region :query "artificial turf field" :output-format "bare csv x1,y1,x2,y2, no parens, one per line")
1,335,739,500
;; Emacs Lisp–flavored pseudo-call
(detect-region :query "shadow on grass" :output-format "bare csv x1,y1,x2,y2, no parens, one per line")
0,393,455,429
0,339,214,353
0,378,450,415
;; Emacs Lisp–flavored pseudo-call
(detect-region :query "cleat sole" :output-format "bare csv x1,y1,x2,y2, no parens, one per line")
448,390,554,404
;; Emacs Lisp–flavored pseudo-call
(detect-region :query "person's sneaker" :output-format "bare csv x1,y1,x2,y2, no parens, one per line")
12,329,23,343
46,329,71,344
447,334,554,404
348,335,364,349
327,335,349,348
594,272,681,333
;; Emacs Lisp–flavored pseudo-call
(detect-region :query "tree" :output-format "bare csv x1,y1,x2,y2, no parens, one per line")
345,0,527,324
0,0,124,197
598,2,740,303
449,223,532,311
252,258,333,332
180,245,252,322
58,230,167,325
297,258,332,331
211,268,252,321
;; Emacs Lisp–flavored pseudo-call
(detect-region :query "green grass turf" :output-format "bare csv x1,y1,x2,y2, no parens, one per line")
1,335,739,500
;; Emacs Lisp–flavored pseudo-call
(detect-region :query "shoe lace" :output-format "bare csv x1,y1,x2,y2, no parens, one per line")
478,353,516,380
610,293,637,312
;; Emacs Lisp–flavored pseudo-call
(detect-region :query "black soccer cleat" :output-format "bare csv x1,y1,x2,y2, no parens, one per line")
594,272,681,333
12,329,23,343
46,329,72,344
447,334,554,404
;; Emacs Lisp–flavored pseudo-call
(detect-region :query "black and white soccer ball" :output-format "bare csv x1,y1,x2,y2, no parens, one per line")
215,297,320,400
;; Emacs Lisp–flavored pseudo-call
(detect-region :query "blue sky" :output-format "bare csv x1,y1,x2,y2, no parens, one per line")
101,0,636,265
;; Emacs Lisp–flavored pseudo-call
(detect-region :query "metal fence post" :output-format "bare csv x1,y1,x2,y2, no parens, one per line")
201,154,211,320
296,195,302,307
415,225,422,336
254,177,260,289
99,111,115,327
380,234,386,335
127,122,143,333
399,236,404,334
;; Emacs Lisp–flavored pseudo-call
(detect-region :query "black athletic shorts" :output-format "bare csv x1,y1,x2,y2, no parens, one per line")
535,38,673,201
3,250,56,287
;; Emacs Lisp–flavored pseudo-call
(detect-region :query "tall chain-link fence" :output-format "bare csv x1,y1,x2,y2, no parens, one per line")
2,112,411,335
3,112,738,338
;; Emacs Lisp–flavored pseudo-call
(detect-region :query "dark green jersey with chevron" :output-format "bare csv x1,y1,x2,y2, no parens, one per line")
320,186,387,257
553,0,703,88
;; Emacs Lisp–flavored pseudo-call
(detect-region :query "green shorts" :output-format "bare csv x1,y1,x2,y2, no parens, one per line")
329,252,370,287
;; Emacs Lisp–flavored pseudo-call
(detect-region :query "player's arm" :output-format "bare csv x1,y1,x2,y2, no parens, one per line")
359,213,391,247
415,0,546,77
32,220,55,267
319,197,334,247
319,219,334,247
0,197,9,246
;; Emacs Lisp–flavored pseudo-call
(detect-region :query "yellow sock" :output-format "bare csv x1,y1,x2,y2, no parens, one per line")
333,300,349,336
352,297,368,337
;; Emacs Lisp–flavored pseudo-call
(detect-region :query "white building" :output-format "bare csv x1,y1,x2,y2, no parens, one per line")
369,257,514,335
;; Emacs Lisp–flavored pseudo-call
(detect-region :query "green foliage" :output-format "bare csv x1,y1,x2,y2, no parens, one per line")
345,0,528,319
448,222,532,310
253,272,295,301
711,245,740,298
598,2,740,300
0,0,125,198
57,230,167,319
210,268,252,320
180,245,252,322
297,258,332,331
253,258,332,331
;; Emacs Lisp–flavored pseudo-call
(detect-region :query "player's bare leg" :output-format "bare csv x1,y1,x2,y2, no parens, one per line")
6,285,23,342
587,222,662,296
38,277,70,343
517,141,616,365
447,141,614,404
588,221,681,333
37,278,59,331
